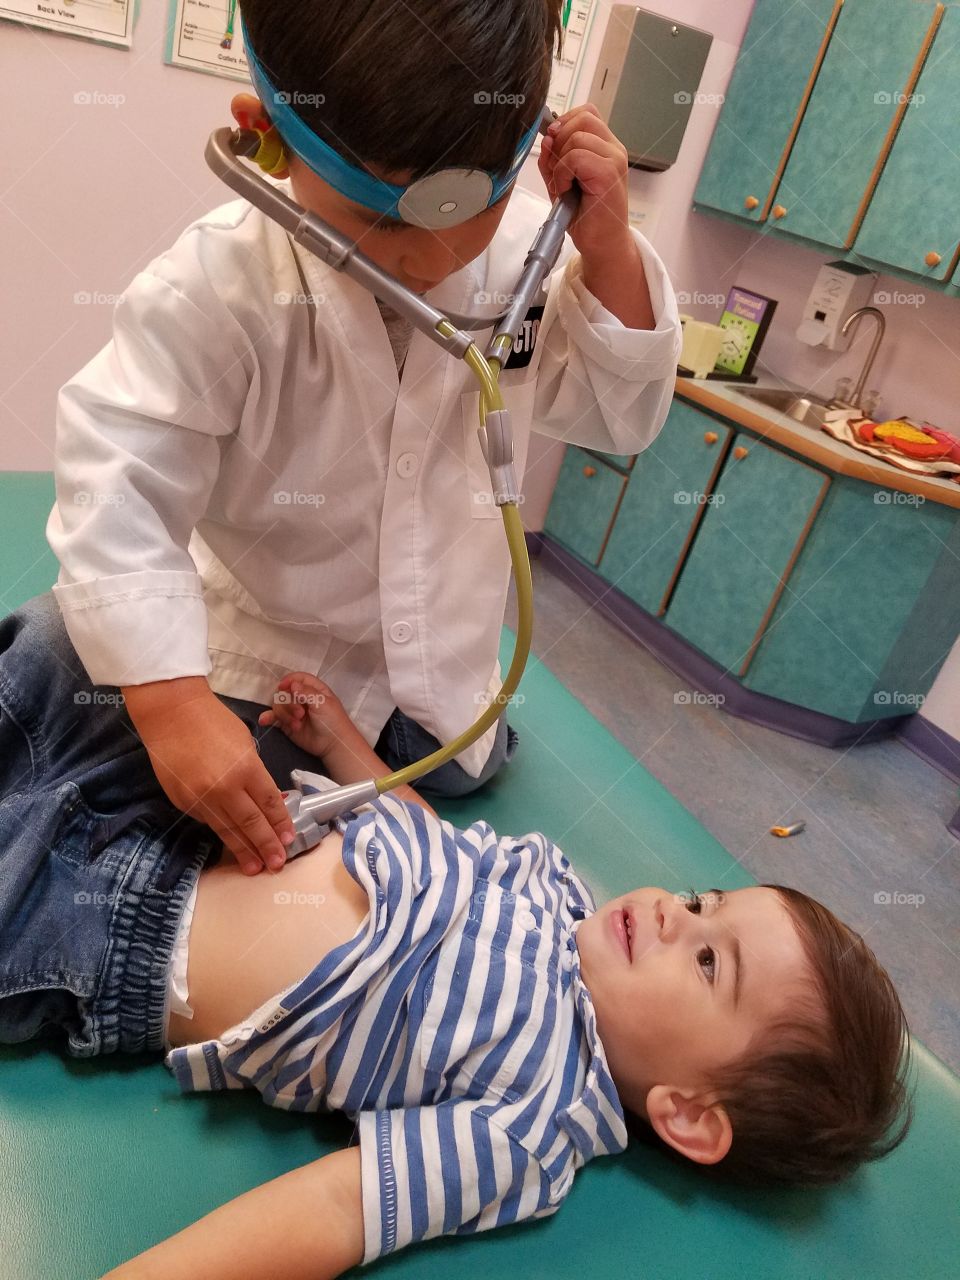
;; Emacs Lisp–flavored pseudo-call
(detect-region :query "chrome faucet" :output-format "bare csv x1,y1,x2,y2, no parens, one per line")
837,306,885,411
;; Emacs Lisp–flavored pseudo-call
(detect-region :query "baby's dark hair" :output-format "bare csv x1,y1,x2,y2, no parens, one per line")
240,0,563,179
630,884,914,1188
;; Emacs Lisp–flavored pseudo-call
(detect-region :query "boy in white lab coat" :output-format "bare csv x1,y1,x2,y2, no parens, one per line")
45,0,682,880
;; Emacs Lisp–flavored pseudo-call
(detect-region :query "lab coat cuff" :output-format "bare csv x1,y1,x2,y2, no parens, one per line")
52,570,212,687
558,232,682,379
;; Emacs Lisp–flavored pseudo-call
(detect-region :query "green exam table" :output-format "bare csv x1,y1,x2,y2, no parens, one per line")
1,474,958,1279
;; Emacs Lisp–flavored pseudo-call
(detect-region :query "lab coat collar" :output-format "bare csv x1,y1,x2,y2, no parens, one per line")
276,178,504,377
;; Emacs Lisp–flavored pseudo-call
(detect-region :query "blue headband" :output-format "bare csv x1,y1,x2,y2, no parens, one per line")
240,15,542,230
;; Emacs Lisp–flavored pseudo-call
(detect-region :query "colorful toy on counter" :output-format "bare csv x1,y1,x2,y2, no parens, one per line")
857,418,956,461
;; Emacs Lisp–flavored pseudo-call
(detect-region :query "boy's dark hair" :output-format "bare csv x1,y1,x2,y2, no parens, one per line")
241,1,563,179
629,884,914,1188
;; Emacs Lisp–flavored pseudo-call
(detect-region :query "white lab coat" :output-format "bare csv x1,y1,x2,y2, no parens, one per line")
47,181,681,777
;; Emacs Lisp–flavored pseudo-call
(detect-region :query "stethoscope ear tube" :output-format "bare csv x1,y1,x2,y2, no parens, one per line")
484,185,578,364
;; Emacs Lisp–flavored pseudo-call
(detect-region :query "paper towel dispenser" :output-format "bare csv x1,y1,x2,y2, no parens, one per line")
587,6,713,172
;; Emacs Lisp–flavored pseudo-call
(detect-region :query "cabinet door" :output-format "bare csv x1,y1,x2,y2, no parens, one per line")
769,0,942,249
665,437,831,673
600,401,732,614
853,5,960,279
693,0,841,223
543,448,627,567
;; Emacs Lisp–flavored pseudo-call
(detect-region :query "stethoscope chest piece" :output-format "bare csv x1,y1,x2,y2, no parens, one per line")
396,168,494,229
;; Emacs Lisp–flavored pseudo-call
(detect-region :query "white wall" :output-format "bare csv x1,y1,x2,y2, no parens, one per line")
2,0,958,736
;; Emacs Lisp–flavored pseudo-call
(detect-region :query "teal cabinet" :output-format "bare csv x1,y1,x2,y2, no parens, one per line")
745,480,960,721
768,0,940,249
693,0,841,222
543,449,626,567
542,394,960,726
845,5,960,280
663,436,831,672
585,449,635,474
601,402,733,614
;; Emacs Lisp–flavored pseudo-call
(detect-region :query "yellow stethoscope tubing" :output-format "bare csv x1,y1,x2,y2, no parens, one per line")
374,341,533,795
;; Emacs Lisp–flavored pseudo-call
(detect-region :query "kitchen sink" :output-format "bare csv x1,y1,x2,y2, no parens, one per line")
728,385,838,430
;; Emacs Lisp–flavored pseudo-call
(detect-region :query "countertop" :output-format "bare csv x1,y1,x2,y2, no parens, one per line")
674,376,960,510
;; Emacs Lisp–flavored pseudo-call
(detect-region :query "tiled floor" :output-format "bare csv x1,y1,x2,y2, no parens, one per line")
505,555,960,1075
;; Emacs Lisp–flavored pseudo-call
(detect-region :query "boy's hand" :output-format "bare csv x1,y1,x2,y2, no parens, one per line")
258,672,352,760
538,103,633,266
537,102,655,330
126,685,297,877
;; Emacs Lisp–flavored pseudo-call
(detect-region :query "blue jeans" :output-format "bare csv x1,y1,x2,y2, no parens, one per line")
374,707,518,798
0,591,516,1057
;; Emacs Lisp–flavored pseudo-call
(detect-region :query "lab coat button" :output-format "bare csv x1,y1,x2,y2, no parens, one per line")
396,452,419,478
389,621,413,644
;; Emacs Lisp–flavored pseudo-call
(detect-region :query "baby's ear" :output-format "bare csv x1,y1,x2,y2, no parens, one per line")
645,1085,733,1166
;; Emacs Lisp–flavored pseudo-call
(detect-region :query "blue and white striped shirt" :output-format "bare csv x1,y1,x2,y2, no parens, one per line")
165,793,628,1262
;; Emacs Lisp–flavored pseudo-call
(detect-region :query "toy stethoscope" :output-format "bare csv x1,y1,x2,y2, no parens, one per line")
206,24,580,848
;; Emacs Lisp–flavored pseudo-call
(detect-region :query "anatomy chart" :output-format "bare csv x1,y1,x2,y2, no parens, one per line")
547,0,598,116
164,0,249,81
0,0,137,47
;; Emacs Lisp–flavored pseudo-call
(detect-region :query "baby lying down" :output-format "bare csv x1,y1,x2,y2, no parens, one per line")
2,671,912,1279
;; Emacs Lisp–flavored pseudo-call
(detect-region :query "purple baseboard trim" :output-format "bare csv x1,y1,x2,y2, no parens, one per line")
533,533,906,751
897,719,960,839
896,714,960,786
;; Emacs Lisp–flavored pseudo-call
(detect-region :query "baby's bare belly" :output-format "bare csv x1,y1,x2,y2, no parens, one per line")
166,829,370,1047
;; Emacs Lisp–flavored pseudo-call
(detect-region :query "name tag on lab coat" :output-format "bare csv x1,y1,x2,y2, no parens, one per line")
502,305,543,370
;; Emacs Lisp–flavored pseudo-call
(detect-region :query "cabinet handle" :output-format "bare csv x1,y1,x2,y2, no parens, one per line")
772,204,787,220
582,465,597,478
734,445,749,459
925,250,942,268
704,431,719,445
744,195,759,211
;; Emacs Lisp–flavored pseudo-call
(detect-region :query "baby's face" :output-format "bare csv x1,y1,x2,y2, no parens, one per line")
287,153,513,295
575,886,812,1118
